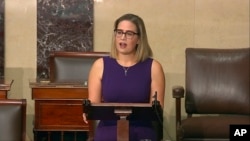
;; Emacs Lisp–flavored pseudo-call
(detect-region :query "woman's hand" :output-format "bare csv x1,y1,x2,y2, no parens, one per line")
82,113,88,124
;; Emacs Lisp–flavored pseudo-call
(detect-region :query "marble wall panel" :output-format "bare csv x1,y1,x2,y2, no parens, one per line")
0,0,4,77
37,0,93,78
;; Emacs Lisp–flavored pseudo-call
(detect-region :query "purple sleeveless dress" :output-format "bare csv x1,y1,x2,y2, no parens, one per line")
94,56,157,141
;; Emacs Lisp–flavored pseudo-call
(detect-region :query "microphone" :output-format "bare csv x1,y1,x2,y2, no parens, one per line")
152,92,173,141
82,99,91,113
152,91,160,106
152,91,163,122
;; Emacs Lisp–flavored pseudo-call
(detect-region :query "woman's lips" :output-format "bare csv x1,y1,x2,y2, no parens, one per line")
119,42,127,48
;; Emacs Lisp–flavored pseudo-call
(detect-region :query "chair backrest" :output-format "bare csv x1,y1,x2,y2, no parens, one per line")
49,51,109,83
0,99,26,141
185,48,250,115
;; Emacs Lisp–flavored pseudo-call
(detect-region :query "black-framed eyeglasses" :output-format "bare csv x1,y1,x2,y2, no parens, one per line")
114,29,139,39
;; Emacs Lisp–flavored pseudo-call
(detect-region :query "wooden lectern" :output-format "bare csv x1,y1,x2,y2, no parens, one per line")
83,101,162,141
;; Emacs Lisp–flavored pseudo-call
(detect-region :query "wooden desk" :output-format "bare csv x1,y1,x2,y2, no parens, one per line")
0,79,14,99
30,80,91,141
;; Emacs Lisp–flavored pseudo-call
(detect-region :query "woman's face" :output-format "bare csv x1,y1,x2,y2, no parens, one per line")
115,20,140,55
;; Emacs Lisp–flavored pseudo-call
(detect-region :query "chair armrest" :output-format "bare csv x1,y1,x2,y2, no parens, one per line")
172,86,184,141
172,86,184,98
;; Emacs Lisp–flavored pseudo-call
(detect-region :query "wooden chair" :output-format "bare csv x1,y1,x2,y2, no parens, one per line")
172,48,250,141
49,51,109,140
0,99,27,141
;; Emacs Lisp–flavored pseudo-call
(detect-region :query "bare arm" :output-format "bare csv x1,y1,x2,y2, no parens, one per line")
83,58,103,123
150,60,165,108
88,58,104,103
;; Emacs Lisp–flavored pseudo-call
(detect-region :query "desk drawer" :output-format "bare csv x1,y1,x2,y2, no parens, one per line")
32,88,88,99
34,100,88,131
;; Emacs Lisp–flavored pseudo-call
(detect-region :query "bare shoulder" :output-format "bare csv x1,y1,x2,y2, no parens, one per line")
152,59,163,71
92,58,104,69
89,57,104,77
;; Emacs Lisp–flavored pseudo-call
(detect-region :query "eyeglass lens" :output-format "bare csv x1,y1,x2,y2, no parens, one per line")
115,30,138,39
